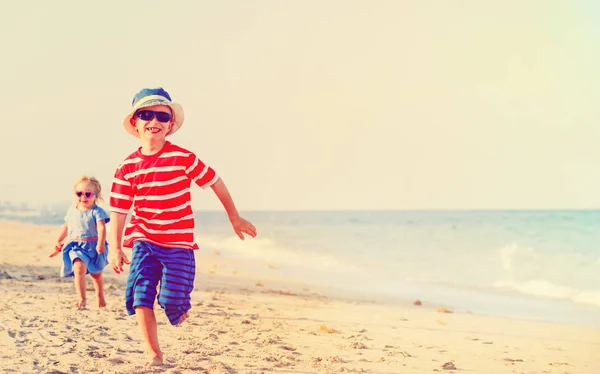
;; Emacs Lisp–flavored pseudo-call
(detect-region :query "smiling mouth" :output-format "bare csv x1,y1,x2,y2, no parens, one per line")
146,127,161,134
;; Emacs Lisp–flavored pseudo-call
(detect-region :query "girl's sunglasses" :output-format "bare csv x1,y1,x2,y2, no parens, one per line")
136,110,172,123
75,191,96,198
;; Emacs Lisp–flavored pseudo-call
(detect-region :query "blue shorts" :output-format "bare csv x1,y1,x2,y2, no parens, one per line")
125,241,196,325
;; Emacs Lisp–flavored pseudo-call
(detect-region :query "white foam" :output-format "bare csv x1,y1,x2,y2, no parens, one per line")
494,279,600,308
495,243,600,307
196,234,362,273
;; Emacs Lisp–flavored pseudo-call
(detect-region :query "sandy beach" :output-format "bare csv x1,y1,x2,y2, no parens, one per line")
0,220,598,374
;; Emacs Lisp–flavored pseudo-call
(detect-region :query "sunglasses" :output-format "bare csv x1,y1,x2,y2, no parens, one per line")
136,110,172,123
75,191,97,198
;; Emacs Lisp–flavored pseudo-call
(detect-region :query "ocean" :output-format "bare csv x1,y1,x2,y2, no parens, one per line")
3,208,599,327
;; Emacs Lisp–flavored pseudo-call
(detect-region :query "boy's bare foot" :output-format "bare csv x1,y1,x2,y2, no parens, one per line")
144,354,163,366
75,299,86,309
98,298,106,308
176,312,189,326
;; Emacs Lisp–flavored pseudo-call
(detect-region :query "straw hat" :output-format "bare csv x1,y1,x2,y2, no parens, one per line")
122,87,184,137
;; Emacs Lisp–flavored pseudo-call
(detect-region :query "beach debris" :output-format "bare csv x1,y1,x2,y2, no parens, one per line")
441,361,456,370
326,355,346,363
503,358,524,362
349,342,368,349
436,319,447,326
347,334,371,341
256,282,264,287
437,307,453,313
413,299,422,306
213,251,220,256
386,349,411,357
267,264,278,269
549,361,569,366
0,270,14,280
319,324,340,334
281,345,296,351
261,289,298,296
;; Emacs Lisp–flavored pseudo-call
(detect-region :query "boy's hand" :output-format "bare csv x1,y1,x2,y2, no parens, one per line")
49,242,63,258
230,216,257,240
111,250,130,274
96,243,106,254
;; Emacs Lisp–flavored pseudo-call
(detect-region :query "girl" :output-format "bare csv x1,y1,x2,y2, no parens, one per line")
50,175,110,309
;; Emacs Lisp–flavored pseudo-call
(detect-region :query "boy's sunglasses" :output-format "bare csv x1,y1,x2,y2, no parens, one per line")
136,110,172,123
75,191,96,198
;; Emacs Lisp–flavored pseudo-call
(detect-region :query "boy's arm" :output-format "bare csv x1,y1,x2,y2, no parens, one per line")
210,178,257,240
211,178,240,219
109,212,130,273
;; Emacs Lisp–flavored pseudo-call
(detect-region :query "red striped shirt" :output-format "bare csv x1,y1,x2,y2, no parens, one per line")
109,141,218,250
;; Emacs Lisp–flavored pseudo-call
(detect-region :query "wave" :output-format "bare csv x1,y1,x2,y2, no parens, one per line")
493,279,600,308
494,243,600,308
196,234,363,274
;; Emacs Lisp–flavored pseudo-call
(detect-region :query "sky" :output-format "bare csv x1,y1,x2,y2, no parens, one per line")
1,0,600,211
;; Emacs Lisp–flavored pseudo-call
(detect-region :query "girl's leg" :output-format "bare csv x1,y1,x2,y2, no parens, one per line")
72,259,87,309
90,272,106,308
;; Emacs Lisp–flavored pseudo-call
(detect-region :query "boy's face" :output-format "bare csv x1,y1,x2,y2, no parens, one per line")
130,104,174,142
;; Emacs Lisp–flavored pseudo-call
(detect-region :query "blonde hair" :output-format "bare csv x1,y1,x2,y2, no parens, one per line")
73,175,104,204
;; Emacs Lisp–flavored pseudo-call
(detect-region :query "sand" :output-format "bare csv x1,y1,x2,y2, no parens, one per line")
0,219,598,373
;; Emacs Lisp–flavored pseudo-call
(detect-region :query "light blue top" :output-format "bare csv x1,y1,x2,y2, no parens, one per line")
65,205,110,239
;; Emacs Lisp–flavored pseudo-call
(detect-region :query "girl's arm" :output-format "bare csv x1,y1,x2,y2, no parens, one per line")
55,223,68,245
49,223,68,257
96,220,107,253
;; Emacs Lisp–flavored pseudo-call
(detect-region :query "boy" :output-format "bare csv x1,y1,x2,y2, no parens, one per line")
109,87,256,366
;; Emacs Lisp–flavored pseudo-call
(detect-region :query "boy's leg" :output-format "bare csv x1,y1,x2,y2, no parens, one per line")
155,246,196,325
90,272,106,308
125,241,163,365
135,306,163,366
73,259,87,309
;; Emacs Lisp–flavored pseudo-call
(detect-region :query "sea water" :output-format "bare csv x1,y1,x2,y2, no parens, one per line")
4,208,600,327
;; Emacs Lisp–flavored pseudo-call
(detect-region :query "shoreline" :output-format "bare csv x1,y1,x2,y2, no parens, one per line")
3,213,599,328
1,220,599,373
2,218,599,327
